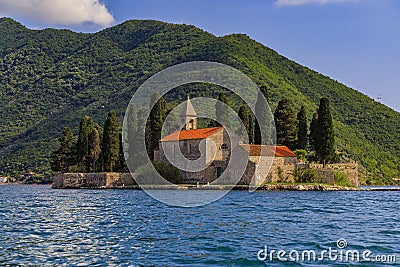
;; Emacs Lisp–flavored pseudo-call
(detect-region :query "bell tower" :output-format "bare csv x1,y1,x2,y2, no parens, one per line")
181,96,197,130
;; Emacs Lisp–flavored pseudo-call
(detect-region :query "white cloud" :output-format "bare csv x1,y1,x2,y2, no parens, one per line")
0,0,114,27
276,0,356,6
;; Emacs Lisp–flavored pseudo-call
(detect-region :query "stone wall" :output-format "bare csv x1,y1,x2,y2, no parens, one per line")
234,156,297,185
309,163,359,187
268,161,296,183
86,173,107,188
52,173,136,189
53,173,91,188
315,170,335,185
52,163,358,188
52,175,64,188
207,129,224,161
238,160,256,185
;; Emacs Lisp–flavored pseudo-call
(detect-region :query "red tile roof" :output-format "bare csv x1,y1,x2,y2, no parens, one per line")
160,127,297,159
240,144,297,158
160,127,224,142
275,146,298,157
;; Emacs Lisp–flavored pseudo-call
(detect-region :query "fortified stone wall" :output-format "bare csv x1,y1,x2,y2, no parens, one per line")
238,160,256,185
52,163,359,188
86,173,107,188
263,157,296,183
315,170,335,185
52,173,136,189
240,156,296,185
53,173,92,188
309,163,359,186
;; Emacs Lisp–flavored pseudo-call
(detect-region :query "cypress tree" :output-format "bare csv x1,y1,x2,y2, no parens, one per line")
297,105,308,150
274,98,297,149
309,111,318,151
127,104,149,171
76,116,94,171
248,112,255,144
315,98,335,164
94,123,104,171
238,105,250,142
103,110,120,172
51,127,76,172
145,115,152,160
126,103,140,170
116,132,127,172
148,93,166,160
88,127,101,172
254,86,271,145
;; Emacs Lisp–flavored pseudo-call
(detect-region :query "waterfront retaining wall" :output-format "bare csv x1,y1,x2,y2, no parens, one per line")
310,163,359,187
52,173,136,189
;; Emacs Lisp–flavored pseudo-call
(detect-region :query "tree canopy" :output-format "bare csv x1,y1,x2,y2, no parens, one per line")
315,98,335,164
297,105,308,150
274,98,297,150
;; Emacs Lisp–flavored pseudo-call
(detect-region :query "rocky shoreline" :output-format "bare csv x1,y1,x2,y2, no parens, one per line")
258,184,360,191
52,183,361,191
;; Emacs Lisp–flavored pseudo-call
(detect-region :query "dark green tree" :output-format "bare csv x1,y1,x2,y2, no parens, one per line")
238,105,250,142
116,132,128,172
148,93,166,160
103,110,120,172
248,112,255,144
51,127,76,172
88,127,101,172
76,116,94,171
315,98,335,164
94,123,104,171
126,103,142,171
128,105,150,171
274,98,297,149
297,105,308,150
254,86,272,145
309,110,318,151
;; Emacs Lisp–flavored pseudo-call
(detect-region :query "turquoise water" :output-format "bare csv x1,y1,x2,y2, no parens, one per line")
0,185,399,266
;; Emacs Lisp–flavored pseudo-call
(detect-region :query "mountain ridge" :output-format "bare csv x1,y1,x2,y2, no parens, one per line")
0,18,399,184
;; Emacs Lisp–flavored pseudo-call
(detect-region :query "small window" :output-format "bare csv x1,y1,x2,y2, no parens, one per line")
188,119,194,129
221,143,228,149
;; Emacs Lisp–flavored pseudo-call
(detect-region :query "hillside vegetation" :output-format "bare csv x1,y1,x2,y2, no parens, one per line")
0,18,399,184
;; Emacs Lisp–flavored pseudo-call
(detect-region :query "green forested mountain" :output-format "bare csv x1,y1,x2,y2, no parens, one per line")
0,17,399,184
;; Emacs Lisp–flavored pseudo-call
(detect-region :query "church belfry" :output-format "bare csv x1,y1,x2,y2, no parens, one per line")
181,96,197,130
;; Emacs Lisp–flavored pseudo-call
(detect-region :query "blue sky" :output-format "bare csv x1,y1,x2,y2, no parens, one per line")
0,0,399,111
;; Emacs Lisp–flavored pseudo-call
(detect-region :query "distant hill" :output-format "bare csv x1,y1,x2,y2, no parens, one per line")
0,18,399,184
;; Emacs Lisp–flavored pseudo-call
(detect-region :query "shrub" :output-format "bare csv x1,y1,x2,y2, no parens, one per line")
293,168,318,183
334,171,354,187
293,149,308,162
136,161,181,185
277,167,284,182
